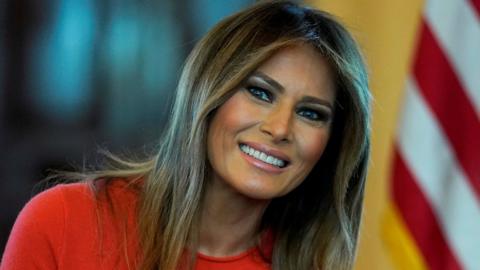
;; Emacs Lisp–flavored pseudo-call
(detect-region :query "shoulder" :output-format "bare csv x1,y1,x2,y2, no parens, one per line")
30,179,139,216
15,182,90,232
1,182,93,269
2,180,141,269
25,181,96,209
10,179,139,245
25,182,96,222
10,182,96,241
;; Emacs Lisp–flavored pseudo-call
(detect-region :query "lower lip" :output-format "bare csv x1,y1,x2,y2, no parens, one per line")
239,146,286,174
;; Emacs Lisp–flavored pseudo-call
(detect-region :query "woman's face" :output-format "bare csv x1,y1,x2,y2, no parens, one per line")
207,44,335,200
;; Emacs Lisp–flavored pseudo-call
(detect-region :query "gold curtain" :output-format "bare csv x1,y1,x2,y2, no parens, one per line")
307,1,425,269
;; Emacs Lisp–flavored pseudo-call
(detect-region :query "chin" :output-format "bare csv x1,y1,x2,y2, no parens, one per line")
232,179,294,200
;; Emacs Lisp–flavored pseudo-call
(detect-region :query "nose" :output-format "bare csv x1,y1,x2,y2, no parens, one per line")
259,104,294,143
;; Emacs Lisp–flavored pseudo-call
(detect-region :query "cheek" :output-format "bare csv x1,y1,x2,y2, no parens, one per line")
212,93,259,135
297,128,330,166
208,93,257,155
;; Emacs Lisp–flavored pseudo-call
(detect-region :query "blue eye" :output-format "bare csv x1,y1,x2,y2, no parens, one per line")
297,108,330,122
247,86,272,102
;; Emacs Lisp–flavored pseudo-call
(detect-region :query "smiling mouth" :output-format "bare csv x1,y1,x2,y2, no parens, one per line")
239,143,289,168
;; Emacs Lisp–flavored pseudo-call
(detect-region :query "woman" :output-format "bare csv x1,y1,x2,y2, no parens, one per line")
1,1,371,269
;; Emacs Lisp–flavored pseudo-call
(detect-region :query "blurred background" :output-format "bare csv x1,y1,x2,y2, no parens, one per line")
2,0,479,269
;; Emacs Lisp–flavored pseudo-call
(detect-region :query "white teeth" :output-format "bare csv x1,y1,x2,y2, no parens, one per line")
239,144,286,168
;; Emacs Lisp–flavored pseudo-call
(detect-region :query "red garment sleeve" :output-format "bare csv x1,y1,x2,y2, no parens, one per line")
1,185,66,270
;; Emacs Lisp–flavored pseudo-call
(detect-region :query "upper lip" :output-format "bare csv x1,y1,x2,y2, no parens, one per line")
240,141,291,163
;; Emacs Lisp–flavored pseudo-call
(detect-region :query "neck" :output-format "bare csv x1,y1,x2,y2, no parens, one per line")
198,177,269,257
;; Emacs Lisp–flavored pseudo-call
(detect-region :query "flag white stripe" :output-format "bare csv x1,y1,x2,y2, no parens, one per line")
397,77,480,270
425,0,480,117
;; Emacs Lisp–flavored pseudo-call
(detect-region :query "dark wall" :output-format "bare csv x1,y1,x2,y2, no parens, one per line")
0,0,254,255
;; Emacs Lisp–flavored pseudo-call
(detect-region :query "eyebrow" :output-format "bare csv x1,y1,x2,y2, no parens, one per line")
250,71,334,109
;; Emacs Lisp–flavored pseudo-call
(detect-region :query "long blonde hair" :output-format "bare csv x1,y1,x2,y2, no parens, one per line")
63,1,371,269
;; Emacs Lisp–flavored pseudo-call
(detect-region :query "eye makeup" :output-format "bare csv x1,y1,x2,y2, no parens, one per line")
243,71,334,125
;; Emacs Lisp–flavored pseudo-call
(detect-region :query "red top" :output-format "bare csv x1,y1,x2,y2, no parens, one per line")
1,181,271,270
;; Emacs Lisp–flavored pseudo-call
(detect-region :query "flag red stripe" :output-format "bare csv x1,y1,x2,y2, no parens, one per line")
413,21,480,199
392,149,462,270
469,0,480,18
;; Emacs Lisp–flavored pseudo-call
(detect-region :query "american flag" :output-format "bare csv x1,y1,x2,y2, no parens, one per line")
384,0,480,269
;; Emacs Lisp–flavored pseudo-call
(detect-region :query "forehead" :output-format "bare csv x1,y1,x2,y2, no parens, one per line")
255,44,336,102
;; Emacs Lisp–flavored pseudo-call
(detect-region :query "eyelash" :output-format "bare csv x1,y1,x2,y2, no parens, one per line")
296,108,330,122
247,86,273,102
245,86,331,123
